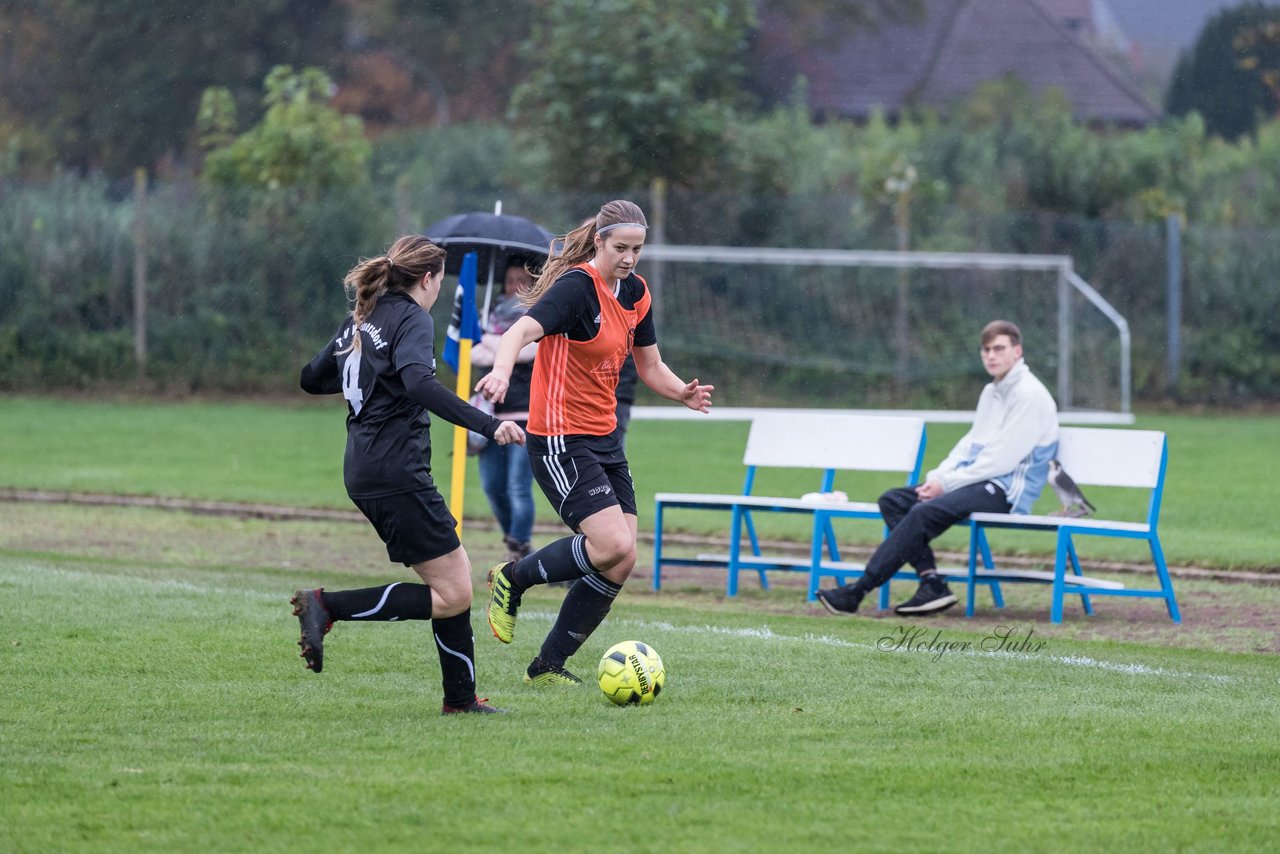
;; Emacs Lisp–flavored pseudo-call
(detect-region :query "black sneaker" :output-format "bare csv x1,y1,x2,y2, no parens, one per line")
441,697,509,715
817,585,865,616
290,588,332,673
894,576,958,615
524,657,583,686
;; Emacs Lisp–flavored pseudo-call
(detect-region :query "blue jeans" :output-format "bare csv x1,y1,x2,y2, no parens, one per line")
477,436,535,543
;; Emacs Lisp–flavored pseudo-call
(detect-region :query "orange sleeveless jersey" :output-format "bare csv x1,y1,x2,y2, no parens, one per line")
528,264,652,437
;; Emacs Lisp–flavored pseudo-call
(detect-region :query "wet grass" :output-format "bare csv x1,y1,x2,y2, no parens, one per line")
2,504,1278,852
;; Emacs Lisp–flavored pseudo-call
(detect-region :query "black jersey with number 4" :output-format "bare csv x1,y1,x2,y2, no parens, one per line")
301,290,499,499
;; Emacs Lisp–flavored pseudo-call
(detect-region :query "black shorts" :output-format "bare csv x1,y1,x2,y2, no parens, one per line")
527,432,637,532
351,487,460,566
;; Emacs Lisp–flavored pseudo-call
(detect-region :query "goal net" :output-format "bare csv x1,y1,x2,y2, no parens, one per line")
641,246,1130,414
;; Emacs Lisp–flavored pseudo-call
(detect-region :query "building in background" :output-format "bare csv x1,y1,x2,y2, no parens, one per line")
753,0,1159,125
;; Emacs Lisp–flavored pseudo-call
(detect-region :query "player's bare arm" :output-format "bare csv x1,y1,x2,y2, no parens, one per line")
475,314,544,404
633,343,714,413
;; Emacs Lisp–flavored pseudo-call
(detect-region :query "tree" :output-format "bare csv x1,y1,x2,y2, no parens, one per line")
510,0,755,192
200,67,370,191
338,0,538,129
0,0,346,177
198,66,375,337
1166,1,1280,141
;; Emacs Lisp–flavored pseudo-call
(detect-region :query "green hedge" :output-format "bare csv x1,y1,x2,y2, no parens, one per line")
2,177,1277,403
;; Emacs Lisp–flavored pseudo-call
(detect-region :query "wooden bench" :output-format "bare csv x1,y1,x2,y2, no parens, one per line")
651,413,926,597
963,426,1181,623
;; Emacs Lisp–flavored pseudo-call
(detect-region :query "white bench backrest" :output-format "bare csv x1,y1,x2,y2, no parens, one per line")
1056,427,1166,488
742,413,925,473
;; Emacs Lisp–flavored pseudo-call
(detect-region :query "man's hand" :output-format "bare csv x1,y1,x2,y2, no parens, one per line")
493,421,525,446
680,378,714,413
915,480,945,501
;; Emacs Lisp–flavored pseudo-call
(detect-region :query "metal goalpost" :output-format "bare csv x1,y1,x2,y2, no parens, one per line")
637,244,1132,423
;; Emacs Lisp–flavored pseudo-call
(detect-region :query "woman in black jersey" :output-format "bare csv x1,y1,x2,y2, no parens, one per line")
291,235,524,715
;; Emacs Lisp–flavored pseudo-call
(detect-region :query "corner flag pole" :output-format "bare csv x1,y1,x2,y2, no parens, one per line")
445,252,482,536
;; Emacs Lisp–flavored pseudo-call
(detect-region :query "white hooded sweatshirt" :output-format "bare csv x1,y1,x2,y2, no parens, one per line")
926,359,1059,514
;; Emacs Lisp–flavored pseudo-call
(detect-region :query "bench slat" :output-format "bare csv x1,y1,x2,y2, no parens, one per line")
657,492,882,514
938,567,1125,590
968,512,1150,533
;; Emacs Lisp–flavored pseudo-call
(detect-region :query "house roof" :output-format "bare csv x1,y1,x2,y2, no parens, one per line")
755,0,1159,125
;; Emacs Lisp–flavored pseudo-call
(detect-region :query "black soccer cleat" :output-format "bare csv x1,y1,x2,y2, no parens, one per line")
523,657,583,686
441,697,509,715
291,588,332,673
893,576,958,615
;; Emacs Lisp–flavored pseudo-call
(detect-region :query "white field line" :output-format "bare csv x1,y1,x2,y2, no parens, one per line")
4,564,1234,684
587,612,1236,684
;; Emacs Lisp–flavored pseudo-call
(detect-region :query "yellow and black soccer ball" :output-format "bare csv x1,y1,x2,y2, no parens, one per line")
597,640,665,706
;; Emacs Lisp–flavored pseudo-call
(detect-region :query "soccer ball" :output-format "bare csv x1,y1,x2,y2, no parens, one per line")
597,640,665,706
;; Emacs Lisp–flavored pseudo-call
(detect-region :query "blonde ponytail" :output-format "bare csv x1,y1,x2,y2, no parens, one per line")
523,200,648,305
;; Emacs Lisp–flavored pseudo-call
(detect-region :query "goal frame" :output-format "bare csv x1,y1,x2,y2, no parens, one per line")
642,245,1131,415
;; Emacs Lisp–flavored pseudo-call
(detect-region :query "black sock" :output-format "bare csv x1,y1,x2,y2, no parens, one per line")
511,534,597,589
538,574,622,667
433,610,477,709
321,582,433,621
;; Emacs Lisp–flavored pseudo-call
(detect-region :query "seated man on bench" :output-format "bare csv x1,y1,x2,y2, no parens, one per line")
817,320,1059,616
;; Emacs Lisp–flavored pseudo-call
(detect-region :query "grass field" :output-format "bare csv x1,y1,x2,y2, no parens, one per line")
1,396,1278,570
2,396,1278,850
3,504,1278,852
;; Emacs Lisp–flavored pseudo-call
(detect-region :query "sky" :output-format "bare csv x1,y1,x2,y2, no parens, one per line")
1106,0,1256,53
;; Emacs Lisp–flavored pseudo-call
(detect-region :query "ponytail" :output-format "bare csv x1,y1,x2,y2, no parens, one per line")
340,236,447,353
522,199,648,305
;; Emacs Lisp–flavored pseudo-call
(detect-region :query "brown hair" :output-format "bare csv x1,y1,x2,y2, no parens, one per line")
981,320,1022,347
341,235,446,351
522,199,648,305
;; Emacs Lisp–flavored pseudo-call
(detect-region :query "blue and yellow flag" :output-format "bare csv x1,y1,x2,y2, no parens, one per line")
442,252,483,372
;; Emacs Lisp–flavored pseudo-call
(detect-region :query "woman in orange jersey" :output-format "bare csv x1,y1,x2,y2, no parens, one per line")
474,199,713,686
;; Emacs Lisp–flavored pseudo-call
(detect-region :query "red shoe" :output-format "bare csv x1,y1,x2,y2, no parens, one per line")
441,697,508,715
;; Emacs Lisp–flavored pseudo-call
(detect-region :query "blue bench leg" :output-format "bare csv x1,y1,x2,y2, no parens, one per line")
807,514,826,601
1149,535,1182,623
652,503,664,591
727,507,743,597
966,521,979,617
878,584,892,612
742,510,770,591
1065,535,1093,615
978,530,1004,608
1051,532,1068,624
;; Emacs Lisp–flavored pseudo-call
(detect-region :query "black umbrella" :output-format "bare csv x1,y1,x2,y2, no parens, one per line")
424,210,556,321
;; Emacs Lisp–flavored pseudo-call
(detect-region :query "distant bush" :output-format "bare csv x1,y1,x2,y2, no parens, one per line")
5,86,1280,402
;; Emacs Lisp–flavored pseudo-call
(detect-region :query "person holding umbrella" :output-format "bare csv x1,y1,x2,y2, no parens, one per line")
290,235,524,714
471,257,539,564
475,199,713,686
